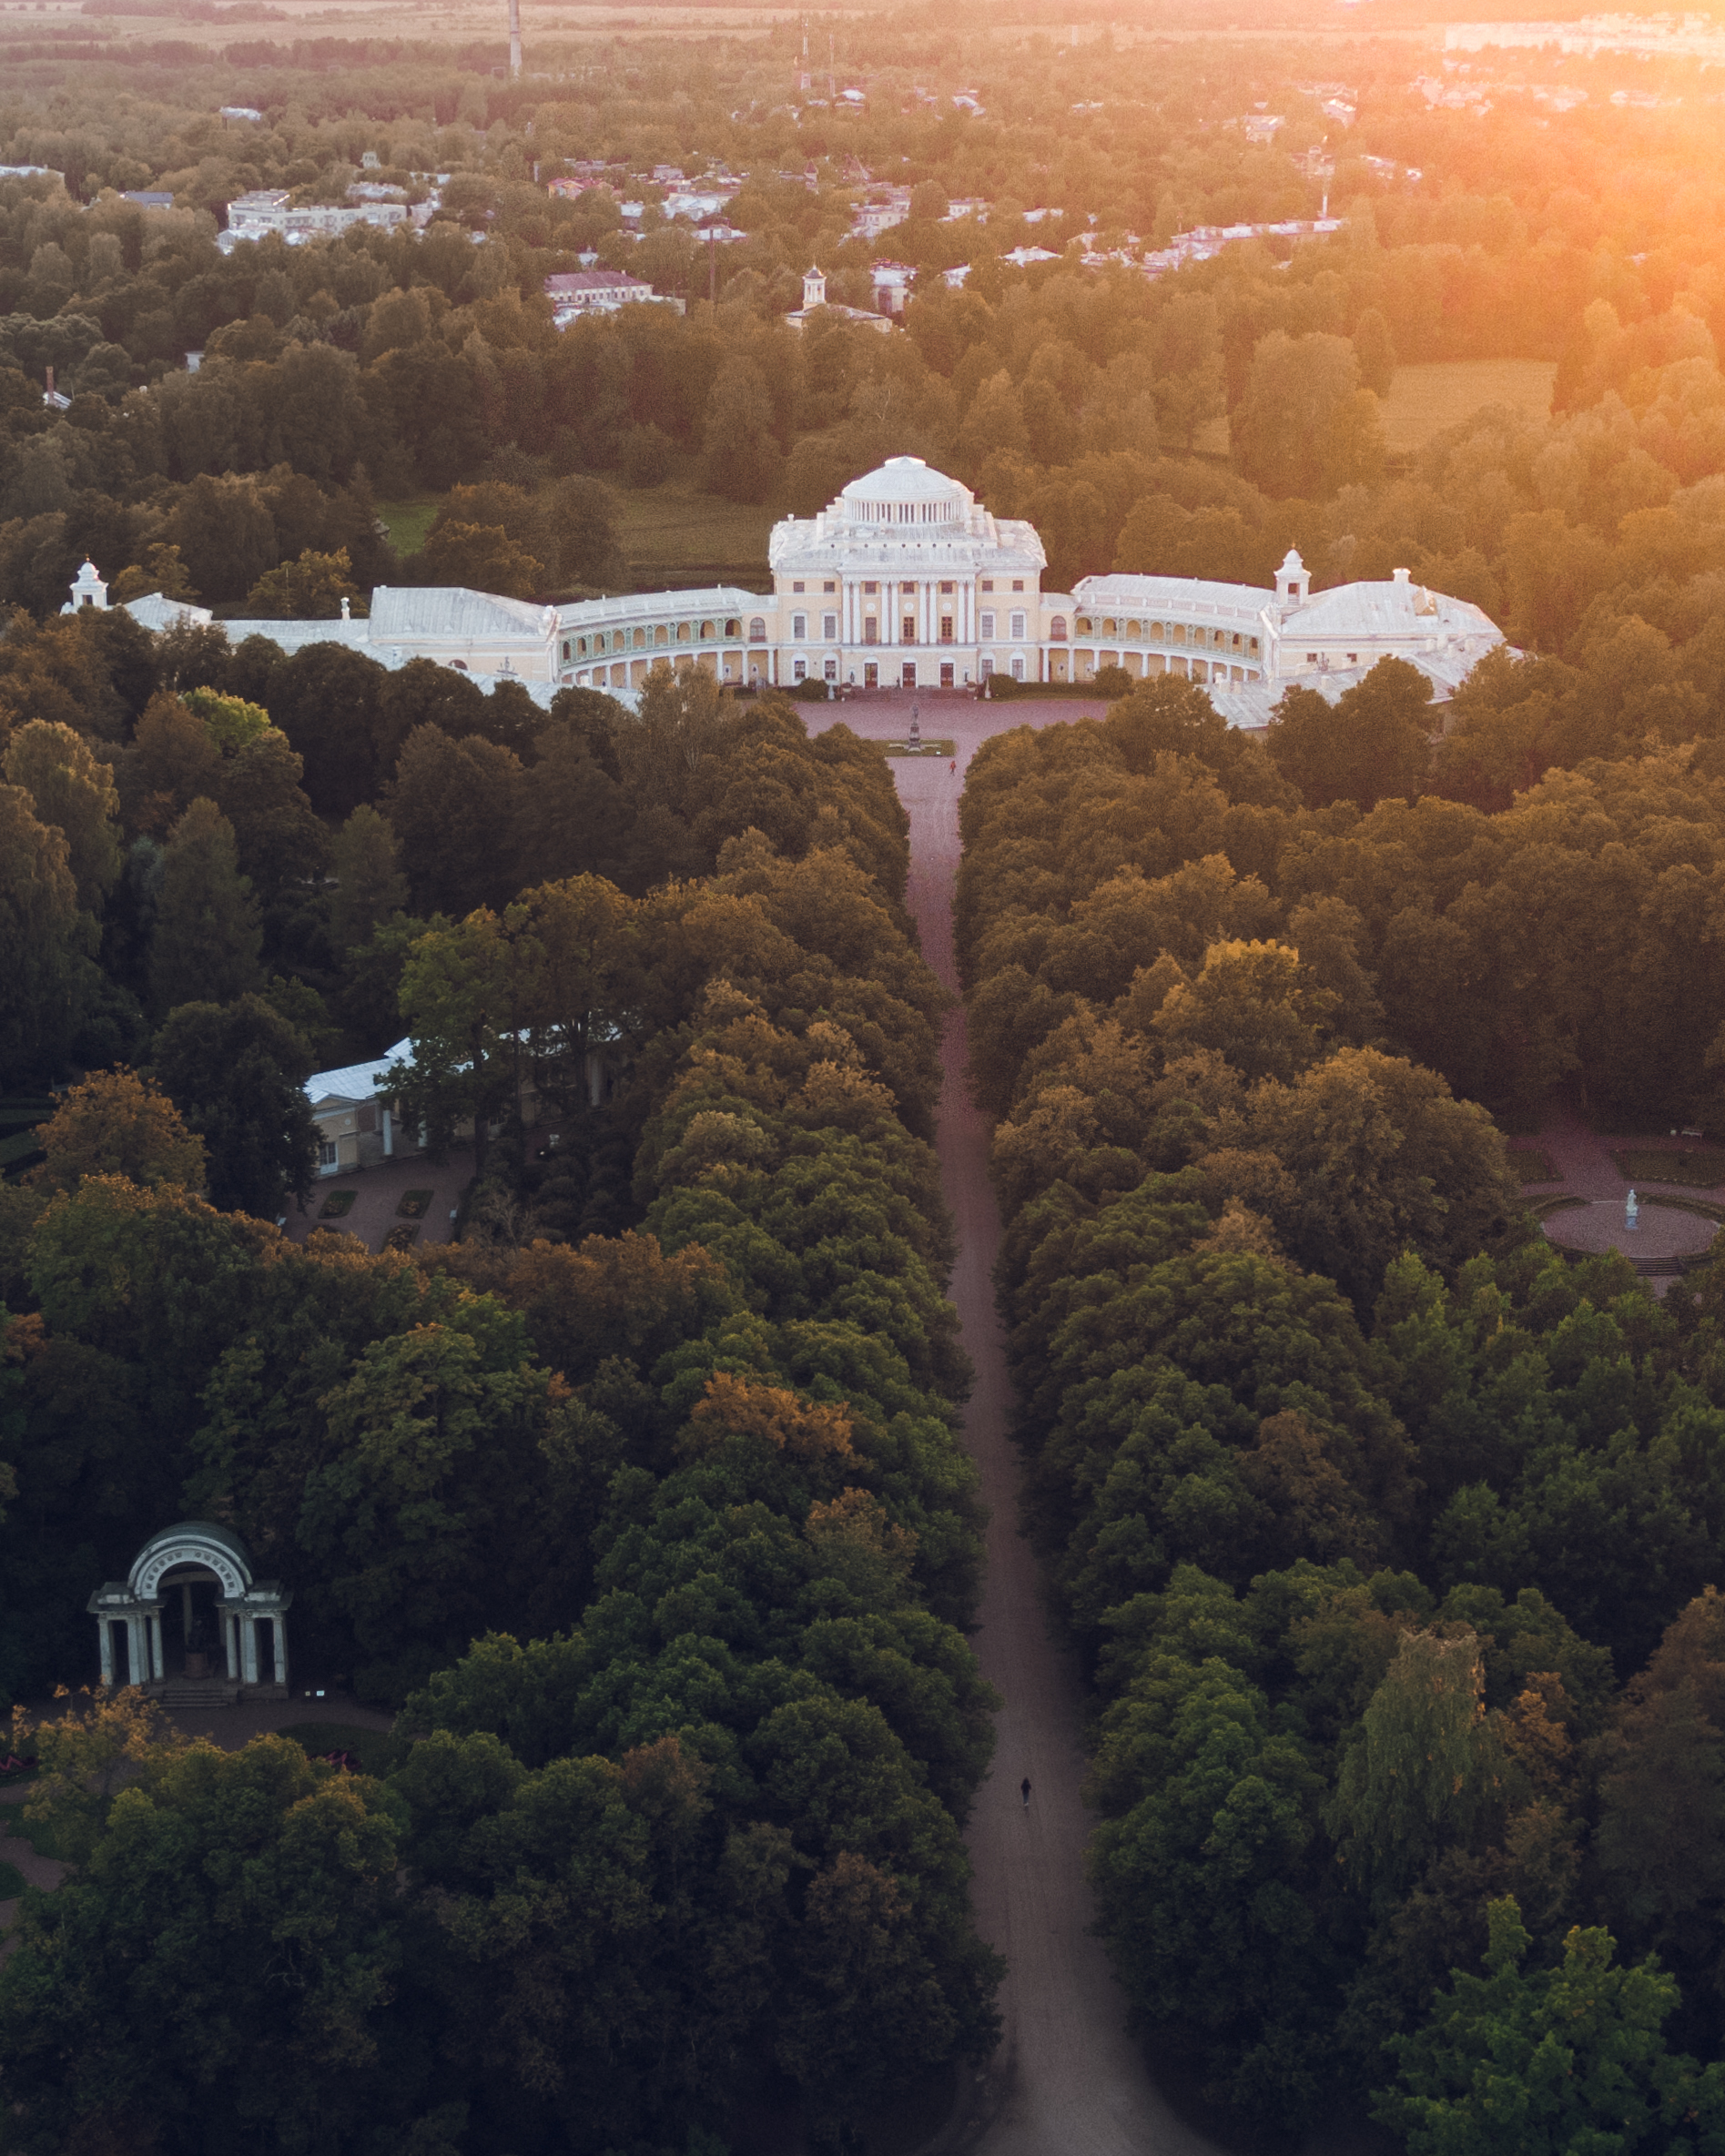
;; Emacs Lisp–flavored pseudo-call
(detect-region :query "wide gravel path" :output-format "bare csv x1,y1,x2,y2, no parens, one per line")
883,696,1223,2156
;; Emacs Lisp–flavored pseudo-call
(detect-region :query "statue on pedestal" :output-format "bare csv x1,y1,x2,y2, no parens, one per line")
1626,1189,1639,1231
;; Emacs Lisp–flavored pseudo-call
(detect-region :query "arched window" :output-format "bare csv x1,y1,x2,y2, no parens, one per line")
701,621,715,640
654,624,668,646
1050,615,1068,642
1074,616,1091,635
748,618,767,643
725,619,741,638
677,623,691,643
633,628,646,650
1151,622,1163,641
1101,618,1116,635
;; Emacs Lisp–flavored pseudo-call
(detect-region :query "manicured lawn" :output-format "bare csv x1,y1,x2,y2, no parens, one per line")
611,478,775,584
1378,359,1556,452
277,1722,404,1777
1611,1146,1725,1188
1507,1147,1558,1184
375,495,439,557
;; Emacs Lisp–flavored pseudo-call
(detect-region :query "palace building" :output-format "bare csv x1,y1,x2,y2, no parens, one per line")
75,457,1507,728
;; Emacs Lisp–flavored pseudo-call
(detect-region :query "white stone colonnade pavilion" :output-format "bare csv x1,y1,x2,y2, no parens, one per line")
87,1521,291,1695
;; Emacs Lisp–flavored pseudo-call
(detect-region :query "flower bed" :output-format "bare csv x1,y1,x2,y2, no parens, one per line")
318,1190,357,1219
396,1189,433,1219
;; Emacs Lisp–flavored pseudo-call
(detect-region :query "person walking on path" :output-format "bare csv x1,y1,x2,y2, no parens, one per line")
949,759,957,775
1020,1776,1031,1809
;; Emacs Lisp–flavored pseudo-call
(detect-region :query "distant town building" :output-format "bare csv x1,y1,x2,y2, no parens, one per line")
784,265,895,333
219,106,264,123
121,189,175,209
219,188,408,248
543,268,678,322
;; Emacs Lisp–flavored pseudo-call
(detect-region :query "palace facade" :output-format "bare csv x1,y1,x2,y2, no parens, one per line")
76,456,1507,728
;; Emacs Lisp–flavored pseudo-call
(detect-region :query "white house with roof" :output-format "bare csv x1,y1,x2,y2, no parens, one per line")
543,268,679,322
303,1038,416,1176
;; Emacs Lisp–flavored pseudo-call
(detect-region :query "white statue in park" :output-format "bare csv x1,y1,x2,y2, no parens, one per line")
1626,1189,1639,1231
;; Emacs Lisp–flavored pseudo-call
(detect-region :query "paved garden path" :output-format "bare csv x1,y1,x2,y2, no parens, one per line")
884,694,1223,2156
1514,1106,1725,1285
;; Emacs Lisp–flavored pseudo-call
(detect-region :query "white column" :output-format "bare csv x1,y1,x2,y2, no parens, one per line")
272,1616,289,1688
242,1617,259,1685
127,1615,145,1688
151,1614,165,1681
98,1619,114,1686
226,1614,240,1680
382,1106,393,1158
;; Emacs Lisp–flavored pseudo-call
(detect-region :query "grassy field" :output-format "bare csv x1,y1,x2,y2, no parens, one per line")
611,479,775,587
376,480,772,590
1611,1146,1725,1188
374,497,439,558
1378,359,1556,453
1193,358,1557,461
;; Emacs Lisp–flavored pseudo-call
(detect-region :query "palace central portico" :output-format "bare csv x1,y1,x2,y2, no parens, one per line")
765,456,1049,693
88,1522,291,1701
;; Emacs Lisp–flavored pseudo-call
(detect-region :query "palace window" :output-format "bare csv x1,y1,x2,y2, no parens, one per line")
864,619,878,644
794,659,807,680
902,615,917,643
701,621,715,640
979,610,995,639
634,629,646,650
1076,617,1092,634
792,581,805,593
725,620,741,638
1046,614,1065,641
822,612,837,639
1012,580,1024,592
677,623,692,643
824,659,837,680
748,618,766,643
1011,655,1025,680
1101,618,1115,635
654,625,668,645
980,655,994,676
792,613,807,640
1151,622,1163,640
863,581,878,595
1010,610,1027,639
939,580,954,595
939,615,954,643
823,581,837,593
980,579,994,592
900,581,916,594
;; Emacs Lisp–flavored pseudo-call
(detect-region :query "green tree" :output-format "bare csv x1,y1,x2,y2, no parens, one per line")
1329,1630,1501,1916
0,781,89,1086
35,1067,206,1193
386,725,524,917
1233,330,1385,498
389,910,516,1187
151,992,316,1218
1375,1898,1713,2156
243,544,366,619
701,354,785,505
420,520,545,598
1268,657,1438,812
3,719,121,916
147,797,262,1018
330,803,410,957
0,1733,411,2151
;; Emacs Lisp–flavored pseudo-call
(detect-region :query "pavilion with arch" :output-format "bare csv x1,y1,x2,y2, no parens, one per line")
87,1522,291,1697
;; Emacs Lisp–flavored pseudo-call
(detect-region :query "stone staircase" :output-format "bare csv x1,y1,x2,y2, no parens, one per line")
160,1675,241,1709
